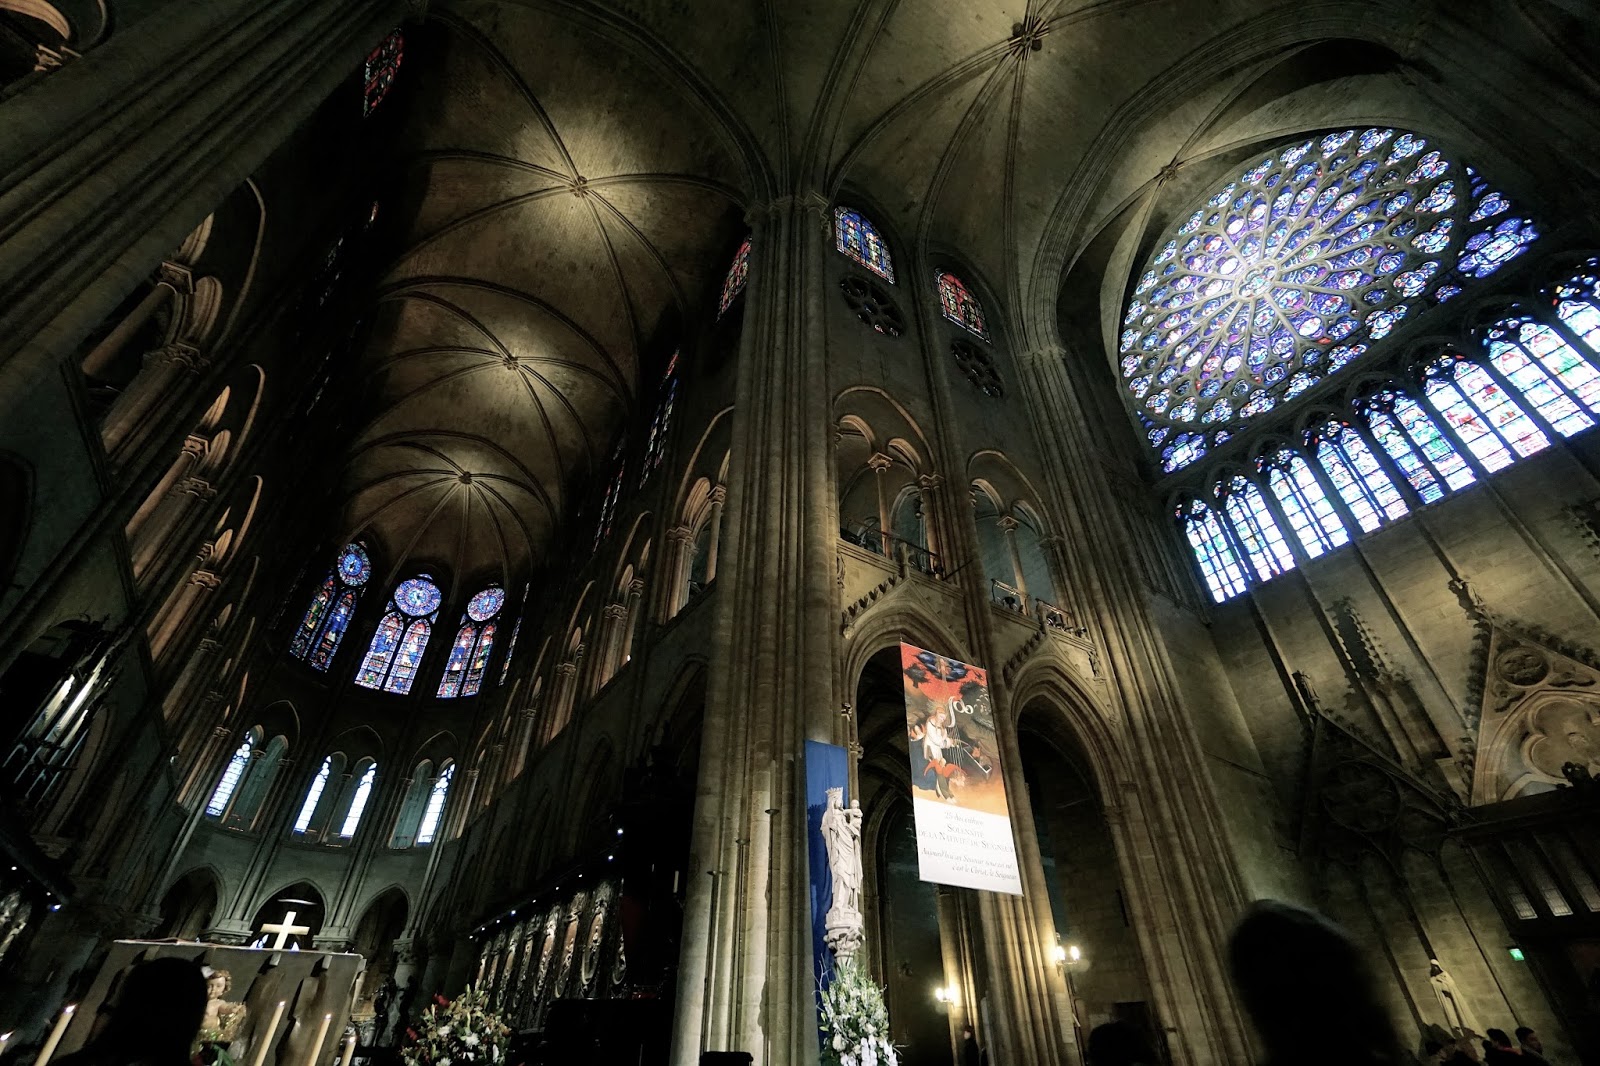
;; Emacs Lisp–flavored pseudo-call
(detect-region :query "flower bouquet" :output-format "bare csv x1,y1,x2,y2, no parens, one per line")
401,987,511,1066
818,957,898,1066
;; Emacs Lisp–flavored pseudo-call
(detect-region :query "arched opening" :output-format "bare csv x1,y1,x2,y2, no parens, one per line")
350,888,409,1025
1016,700,1160,1054
854,644,958,1066
152,868,219,940
248,882,325,950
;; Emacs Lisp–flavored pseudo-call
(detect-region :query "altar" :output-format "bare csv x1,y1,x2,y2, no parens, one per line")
51,941,367,1066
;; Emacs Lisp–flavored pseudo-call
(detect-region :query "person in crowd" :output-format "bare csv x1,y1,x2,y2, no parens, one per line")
958,1023,981,1066
1227,899,1405,1066
1443,1034,1483,1065
54,957,208,1066
1514,1027,1549,1065
1085,1020,1155,1065
1485,1028,1525,1064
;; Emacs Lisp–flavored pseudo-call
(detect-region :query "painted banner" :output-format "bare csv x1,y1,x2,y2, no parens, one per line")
805,739,851,996
901,642,1023,895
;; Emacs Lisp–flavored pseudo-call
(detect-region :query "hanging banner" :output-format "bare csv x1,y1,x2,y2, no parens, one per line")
900,642,1023,895
804,739,851,997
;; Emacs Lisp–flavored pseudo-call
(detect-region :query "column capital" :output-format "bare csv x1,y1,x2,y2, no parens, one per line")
997,515,1020,533
602,603,628,622
708,485,728,507
211,724,233,740
156,261,195,295
917,472,945,492
627,578,646,598
1015,344,1069,368
182,433,210,458
148,341,206,372
667,523,694,545
190,569,222,591
866,452,894,474
176,476,216,500
743,192,832,227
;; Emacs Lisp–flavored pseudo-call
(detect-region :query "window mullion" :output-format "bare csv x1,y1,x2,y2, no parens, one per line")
1309,435,1376,536
1418,376,1497,481
1255,470,1318,566
1351,411,1430,510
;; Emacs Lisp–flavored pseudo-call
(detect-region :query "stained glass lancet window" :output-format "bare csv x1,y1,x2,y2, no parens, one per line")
1263,450,1348,558
499,583,529,687
1423,355,1548,471
936,271,988,339
1178,499,1248,601
206,737,254,818
340,763,377,838
289,543,370,670
355,575,442,694
594,449,626,551
416,763,455,845
641,353,679,487
834,207,895,283
1484,317,1600,431
438,586,505,699
1311,421,1408,532
363,30,403,116
718,237,751,317
1120,128,1538,472
1219,477,1295,580
1357,389,1474,500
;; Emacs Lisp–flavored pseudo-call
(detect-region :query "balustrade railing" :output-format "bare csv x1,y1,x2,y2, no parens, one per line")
990,579,1027,613
839,528,943,577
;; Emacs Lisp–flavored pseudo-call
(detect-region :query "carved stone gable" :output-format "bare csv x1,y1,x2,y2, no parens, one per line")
1470,624,1600,806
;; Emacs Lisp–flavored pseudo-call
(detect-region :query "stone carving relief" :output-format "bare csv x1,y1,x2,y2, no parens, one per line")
1470,626,1600,805
580,883,612,992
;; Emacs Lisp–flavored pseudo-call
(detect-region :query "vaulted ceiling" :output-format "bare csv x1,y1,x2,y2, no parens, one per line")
337,0,1598,588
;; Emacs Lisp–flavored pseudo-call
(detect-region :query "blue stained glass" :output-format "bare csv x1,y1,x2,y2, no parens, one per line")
386,621,431,694
1162,432,1206,472
467,586,506,622
938,271,989,338
1180,500,1249,601
1123,128,1538,457
1470,192,1509,222
356,614,403,689
462,621,497,697
1314,421,1408,532
437,625,476,699
290,575,335,659
310,591,358,671
1359,393,1450,504
834,207,895,283
395,578,442,616
1264,450,1348,557
1221,478,1295,580
338,544,372,584
1485,322,1598,433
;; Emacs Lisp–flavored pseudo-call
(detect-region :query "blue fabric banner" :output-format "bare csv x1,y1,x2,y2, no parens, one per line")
804,739,850,997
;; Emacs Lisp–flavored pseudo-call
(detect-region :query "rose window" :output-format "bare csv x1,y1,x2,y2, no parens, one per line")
1121,128,1539,474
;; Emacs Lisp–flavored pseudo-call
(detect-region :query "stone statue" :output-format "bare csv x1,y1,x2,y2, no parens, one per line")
820,788,865,963
1428,959,1480,1037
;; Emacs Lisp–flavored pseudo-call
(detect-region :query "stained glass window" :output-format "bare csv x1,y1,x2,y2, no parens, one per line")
363,30,403,117
718,237,751,317
1219,477,1295,580
1554,265,1600,353
499,616,522,687
289,543,370,670
416,764,454,845
206,738,253,818
438,585,505,699
1485,317,1600,429
834,207,895,283
1312,420,1408,532
1263,450,1348,557
293,757,332,834
1357,388,1475,501
641,355,678,487
1120,128,1538,464
1423,355,1548,472
355,575,441,694
1179,499,1248,601
936,271,988,339
594,453,626,551
340,763,377,838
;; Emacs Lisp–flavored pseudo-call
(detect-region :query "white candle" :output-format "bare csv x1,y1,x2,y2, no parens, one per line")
340,1032,356,1066
32,1005,74,1066
246,1001,287,1066
302,1013,332,1066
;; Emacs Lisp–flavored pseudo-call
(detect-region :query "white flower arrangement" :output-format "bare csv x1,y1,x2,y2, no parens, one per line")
401,986,510,1066
818,957,899,1066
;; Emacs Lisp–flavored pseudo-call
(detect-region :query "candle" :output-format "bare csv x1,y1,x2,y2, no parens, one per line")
246,1001,287,1066
302,1013,332,1066
31,1005,74,1066
0,1031,13,1058
340,1032,356,1066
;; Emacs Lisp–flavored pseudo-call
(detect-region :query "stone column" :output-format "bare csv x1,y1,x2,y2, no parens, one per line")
998,514,1027,603
867,451,893,554
669,195,838,1066
0,0,413,415
132,472,216,582
147,565,220,663
598,602,629,689
704,485,727,583
78,261,189,379
664,524,694,616
102,340,207,458
127,434,207,540
622,577,646,667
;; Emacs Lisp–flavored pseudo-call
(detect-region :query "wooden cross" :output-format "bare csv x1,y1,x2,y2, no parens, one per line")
260,910,311,950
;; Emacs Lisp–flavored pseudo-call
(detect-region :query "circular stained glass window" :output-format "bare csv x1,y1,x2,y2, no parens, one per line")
1122,128,1540,474
394,577,442,617
337,543,372,585
466,586,506,622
